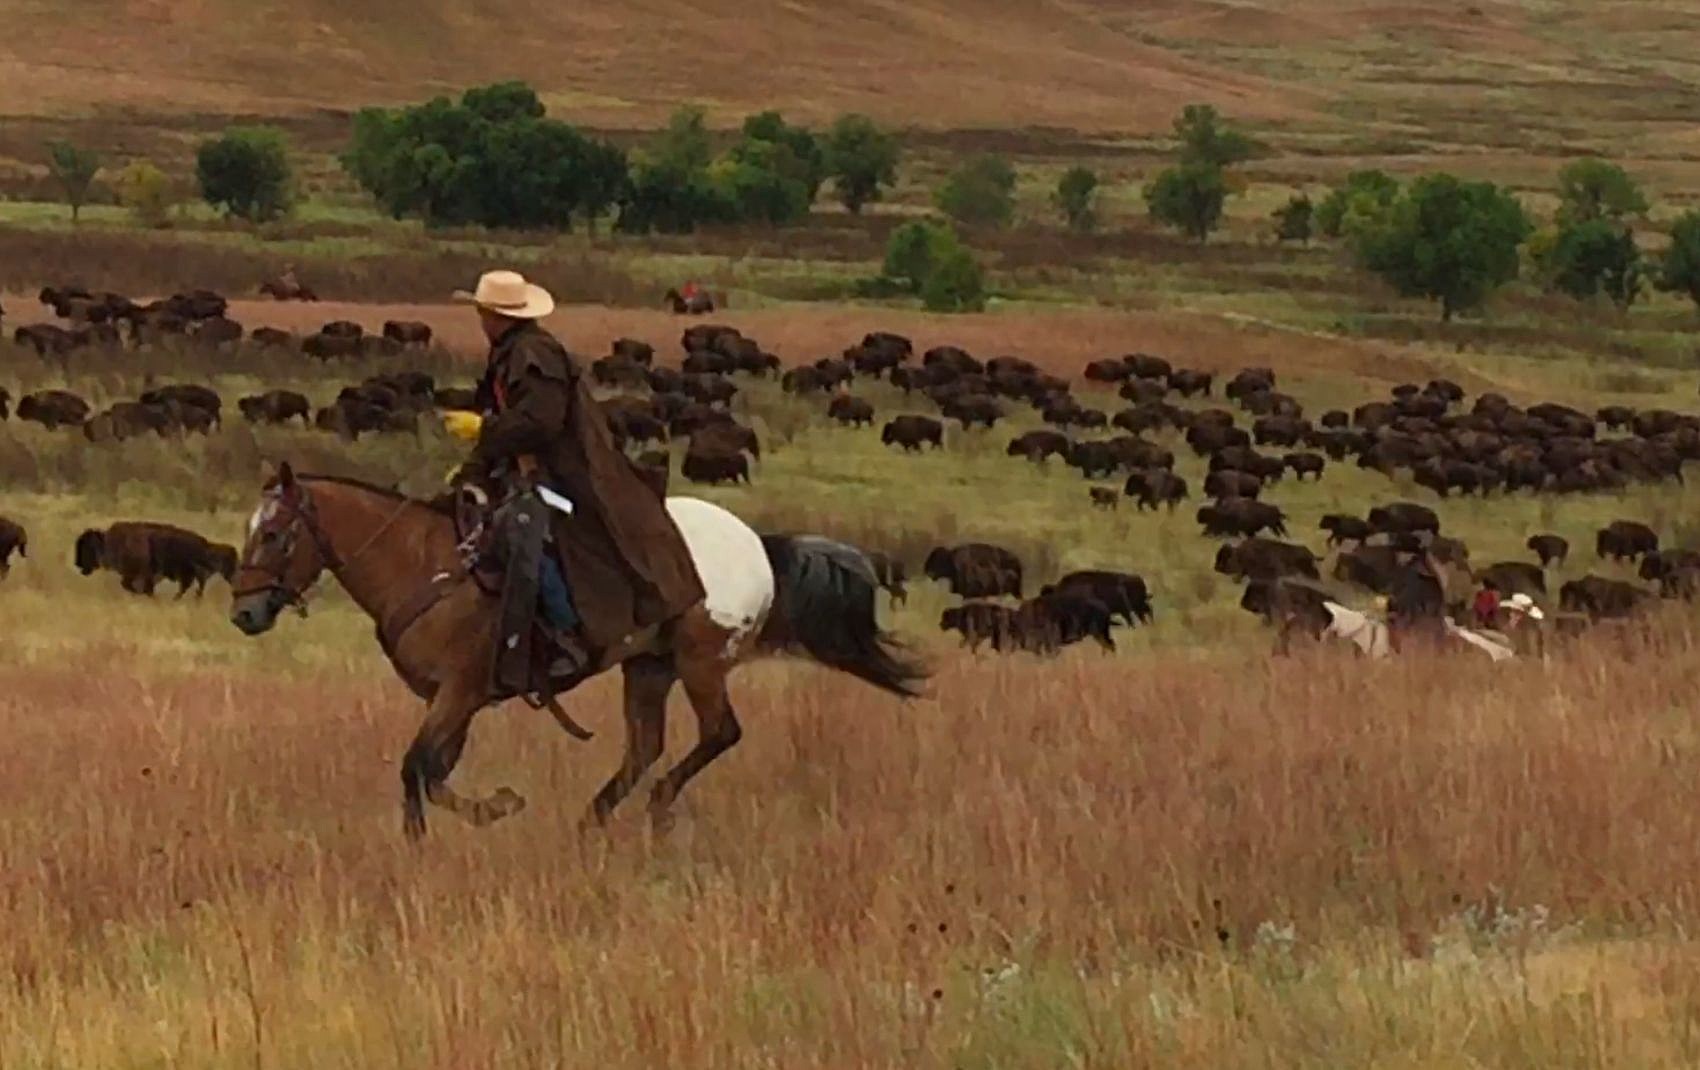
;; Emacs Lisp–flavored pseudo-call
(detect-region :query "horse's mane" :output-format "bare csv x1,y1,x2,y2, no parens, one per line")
297,473,455,518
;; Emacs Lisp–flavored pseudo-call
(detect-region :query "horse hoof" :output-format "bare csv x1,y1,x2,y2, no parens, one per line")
478,787,527,825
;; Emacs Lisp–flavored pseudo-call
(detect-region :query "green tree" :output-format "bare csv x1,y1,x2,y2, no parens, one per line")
740,111,824,200
1173,104,1256,169
936,154,1017,228
1353,173,1531,320
711,138,813,225
113,159,178,227
882,220,964,293
1556,158,1648,228
1144,162,1228,242
1272,193,1313,244
1053,166,1099,232
1315,170,1400,238
1546,219,1643,308
341,83,628,232
46,141,100,223
1657,210,1700,313
922,247,987,312
197,125,292,222
823,114,900,215
652,104,715,173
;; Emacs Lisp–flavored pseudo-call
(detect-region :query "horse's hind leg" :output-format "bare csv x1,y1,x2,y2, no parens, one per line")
399,680,522,839
584,655,673,827
647,617,742,826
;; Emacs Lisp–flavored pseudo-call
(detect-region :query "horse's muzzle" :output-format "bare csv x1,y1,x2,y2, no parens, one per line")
229,591,286,636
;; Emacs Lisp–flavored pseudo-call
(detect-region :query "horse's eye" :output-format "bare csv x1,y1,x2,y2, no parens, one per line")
261,530,281,546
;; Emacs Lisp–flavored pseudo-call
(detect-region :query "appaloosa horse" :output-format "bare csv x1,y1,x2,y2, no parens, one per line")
229,464,924,837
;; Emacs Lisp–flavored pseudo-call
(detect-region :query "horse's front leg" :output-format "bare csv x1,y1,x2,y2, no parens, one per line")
399,681,524,839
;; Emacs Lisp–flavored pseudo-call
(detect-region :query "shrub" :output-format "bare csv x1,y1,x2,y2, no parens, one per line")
1272,193,1313,244
113,160,178,228
1657,210,1700,314
882,220,960,293
823,114,900,215
1316,170,1400,239
46,141,100,223
1556,158,1648,228
740,111,825,201
1546,219,1643,308
937,154,1017,228
921,247,987,312
1145,162,1228,243
1353,173,1531,320
1053,166,1099,233
197,126,292,222
1173,104,1256,168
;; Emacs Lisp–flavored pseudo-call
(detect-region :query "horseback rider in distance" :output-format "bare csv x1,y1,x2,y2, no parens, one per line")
450,270,705,687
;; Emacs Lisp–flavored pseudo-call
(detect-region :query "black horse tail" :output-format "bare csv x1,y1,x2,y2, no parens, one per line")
759,534,928,698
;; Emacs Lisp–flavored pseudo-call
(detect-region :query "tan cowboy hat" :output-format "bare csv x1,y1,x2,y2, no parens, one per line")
453,269,555,319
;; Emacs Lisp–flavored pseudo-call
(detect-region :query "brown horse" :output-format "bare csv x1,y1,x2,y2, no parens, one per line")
229,464,924,838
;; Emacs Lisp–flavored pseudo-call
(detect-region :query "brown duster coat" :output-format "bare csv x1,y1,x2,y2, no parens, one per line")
465,320,704,650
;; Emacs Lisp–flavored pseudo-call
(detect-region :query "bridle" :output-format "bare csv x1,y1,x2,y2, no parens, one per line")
232,482,410,611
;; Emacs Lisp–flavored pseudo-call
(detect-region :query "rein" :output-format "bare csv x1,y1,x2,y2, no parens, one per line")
233,483,413,608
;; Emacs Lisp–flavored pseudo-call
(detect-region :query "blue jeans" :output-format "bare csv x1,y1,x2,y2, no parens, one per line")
538,556,580,630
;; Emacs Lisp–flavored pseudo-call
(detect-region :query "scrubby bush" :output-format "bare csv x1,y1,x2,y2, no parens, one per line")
197,126,292,222
937,155,1017,228
1145,162,1227,243
1054,166,1099,232
1272,193,1313,244
113,160,179,228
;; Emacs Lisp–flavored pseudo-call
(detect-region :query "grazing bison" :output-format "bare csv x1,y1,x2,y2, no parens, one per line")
1123,354,1172,380
1527,533,1569,569
1167,369,1213,398
681,447,750,486
16,390,90,429
882,415,944,452
1332,545,1409,594
1197,498,1288,538
1042,570,1153,625
303,331,362,359
140,384,221,425
75,522,214,596
1596,521,1658,563
1239,580,1333,643
1284,452,1326,481
691,421,760,460
941,395,1003,429
1560,575,1651,620
153,537,238,598
1203,469,1262,500
1083,358,1130,383
315,399,416,440
924,543,1022,599
827,395,876,427
250,326,295,349
238,390,312,427
1016,592,1118,653
0,516,26,577
1123,469,1187,511
14,323,76,358
1638,548,1700,583
1214,538,1319,582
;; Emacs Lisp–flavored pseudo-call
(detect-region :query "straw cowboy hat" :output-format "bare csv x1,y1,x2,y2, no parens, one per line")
453,269,555,320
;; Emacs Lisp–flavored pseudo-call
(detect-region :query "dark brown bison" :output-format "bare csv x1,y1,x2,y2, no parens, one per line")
924,543,1022,599
691,421,760,460
75,522,227,597
315,399,417,440
1596,521,1658,563
1284,452,1326,481
1014,592,1118,653
1476,561,1547,598
1089,487,1119,510
14,323,76,358
1240,580,1333,642
939,602,1017,652
153,536,238,598
1123,354,1172,380
1319,514,1371,547
1203,469,1262,500
1638,549,1700,583
1167,369,1213,398
1042,570,1152,625
302,331,362,359
1367,502,1440,537
1084,358,1130,383
941,395,1003,428
0,516,26,577
1559,575,1652,620
140,384,221,426
681,447,750,486
382,320,433,347
1007,429,1070,462
250,326,296,349
827,395,875,427
16,390,90,429
238,390,312,427
1123,469,1187,511
1214,538,1319,582
1197,498,1288,539
882,415,944,452
1332,545,1408,593
82,401,175,442
1526,533,1569,569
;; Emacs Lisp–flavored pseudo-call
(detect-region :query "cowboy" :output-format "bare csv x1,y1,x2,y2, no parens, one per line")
451,270,705,686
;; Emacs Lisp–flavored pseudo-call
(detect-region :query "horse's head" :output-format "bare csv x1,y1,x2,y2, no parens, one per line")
230,463,334,636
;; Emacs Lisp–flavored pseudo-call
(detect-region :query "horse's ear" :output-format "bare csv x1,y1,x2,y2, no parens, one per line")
275,461,300,499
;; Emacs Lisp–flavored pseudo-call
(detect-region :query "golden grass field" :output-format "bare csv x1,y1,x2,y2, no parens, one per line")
4,292,1700,1064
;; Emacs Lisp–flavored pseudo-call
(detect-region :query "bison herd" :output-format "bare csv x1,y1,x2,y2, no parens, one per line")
4,290,1699,656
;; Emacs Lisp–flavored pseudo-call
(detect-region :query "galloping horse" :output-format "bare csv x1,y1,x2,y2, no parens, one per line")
229,464,925,837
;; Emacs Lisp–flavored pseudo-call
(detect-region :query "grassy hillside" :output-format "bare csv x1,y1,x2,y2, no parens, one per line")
3,0,1700,144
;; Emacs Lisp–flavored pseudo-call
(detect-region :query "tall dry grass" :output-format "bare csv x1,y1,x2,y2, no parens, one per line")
6,627,1700,1067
